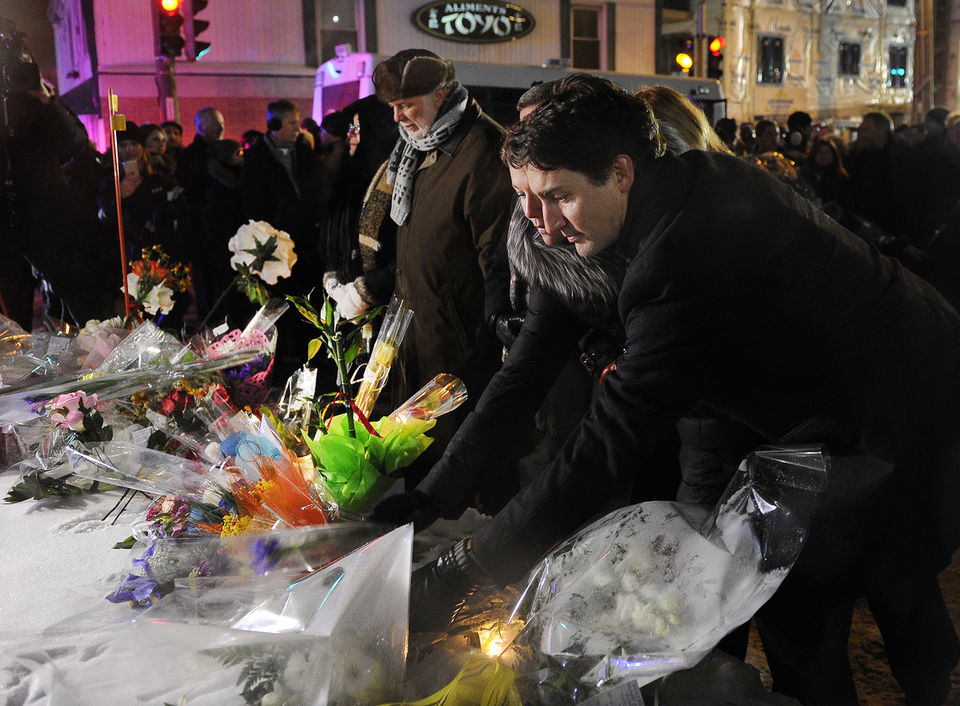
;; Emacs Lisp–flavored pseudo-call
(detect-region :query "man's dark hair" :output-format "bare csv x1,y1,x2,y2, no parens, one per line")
787,111,812,132
502,73,665,184
926,107,949,128
516,79,559,112
161,120,182,134
714,117,737,144
266,99,299,129
863,111,894,133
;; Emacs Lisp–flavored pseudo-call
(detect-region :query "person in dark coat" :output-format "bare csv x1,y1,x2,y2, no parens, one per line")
375,75,960,705
800,136,852,222
1,76,116,328
366,49,514,487
321,94,397,315
198,139,254,327
242,99,324,379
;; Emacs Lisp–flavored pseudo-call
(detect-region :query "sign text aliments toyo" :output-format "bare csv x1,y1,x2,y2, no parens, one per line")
413,2,535,43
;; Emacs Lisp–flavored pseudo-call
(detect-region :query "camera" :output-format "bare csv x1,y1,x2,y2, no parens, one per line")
0,17,41,94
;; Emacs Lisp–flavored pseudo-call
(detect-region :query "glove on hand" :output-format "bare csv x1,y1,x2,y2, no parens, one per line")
409,538,489,633
323,273,340,297
487,312,525,349
328,279,367,319
370,489,442,532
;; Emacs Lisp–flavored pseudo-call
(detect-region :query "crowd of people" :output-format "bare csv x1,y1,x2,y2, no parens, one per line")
3,47,960,705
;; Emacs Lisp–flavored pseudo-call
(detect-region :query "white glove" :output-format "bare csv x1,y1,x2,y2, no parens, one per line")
329,280,368,319
323,273,340,297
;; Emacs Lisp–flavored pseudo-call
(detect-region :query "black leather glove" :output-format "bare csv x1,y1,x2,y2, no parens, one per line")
409,538,490,633
369,489,443,531
486,312,525,349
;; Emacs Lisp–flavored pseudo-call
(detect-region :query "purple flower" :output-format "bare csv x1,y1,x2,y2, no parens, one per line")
106,540,165,606
251,538,282,575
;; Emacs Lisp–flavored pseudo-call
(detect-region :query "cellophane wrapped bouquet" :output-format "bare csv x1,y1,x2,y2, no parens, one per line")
2,524,412,705
491,446,829,704
286,293,467,516
207,299,288,408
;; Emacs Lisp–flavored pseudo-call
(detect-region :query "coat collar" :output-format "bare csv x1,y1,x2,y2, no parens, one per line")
612,151,694,260
434,98,482,157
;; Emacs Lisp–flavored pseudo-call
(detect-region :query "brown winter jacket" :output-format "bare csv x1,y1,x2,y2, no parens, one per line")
392,98,514,445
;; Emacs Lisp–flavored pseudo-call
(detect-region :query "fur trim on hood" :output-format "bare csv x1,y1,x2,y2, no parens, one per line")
507,200,627,313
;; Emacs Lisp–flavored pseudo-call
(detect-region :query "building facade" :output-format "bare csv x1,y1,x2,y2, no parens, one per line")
48,0,938,147
661,0,917,124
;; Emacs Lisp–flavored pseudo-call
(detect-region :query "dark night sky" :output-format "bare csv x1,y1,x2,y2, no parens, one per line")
0,0,59,87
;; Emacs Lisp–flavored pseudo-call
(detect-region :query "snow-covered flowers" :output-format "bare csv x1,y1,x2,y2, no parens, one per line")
228,220,297,286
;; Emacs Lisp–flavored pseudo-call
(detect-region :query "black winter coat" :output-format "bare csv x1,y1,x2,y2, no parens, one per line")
419,150,960,585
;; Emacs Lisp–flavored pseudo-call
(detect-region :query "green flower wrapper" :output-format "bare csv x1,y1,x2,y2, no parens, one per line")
303,413,435,514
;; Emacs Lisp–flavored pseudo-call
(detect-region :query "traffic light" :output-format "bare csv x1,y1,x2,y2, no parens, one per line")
674,36,694,74
707,36,725,79
157,0,185,59
184,0,211,61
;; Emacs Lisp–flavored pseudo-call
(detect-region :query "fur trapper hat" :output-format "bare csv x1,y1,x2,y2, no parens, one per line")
373,49,455,103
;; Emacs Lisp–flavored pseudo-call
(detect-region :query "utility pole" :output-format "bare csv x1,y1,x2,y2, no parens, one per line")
914,0,935,121
152,0,183,123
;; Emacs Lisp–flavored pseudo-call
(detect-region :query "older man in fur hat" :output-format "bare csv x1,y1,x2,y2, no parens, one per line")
331,49,513,488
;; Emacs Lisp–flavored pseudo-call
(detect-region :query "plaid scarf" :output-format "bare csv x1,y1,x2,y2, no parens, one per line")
385,82,469,226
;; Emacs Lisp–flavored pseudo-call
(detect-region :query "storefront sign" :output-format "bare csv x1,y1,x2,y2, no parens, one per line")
413,2,535,43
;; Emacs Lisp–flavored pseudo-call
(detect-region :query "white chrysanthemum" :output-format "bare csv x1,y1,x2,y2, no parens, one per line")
228,220,297,285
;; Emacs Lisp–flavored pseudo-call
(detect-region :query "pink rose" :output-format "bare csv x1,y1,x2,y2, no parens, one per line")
49,391,97,432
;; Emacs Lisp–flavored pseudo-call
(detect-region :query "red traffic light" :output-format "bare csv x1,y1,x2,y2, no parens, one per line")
161,0,181,12
709,36,726,56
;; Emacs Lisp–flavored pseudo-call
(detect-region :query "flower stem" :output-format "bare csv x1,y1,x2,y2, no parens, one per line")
199,274,241,331
331,334,356,439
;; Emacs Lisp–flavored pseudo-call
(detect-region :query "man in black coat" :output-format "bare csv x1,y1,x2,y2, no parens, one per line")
375,75,960,704
241,99,324,379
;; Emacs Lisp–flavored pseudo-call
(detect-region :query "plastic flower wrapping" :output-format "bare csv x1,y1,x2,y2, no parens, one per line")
0,225,835,706
207,299,289,408
1,524,412,705
488,446,829,703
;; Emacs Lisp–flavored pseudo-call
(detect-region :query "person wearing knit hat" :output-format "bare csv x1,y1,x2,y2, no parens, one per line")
326,48,514,492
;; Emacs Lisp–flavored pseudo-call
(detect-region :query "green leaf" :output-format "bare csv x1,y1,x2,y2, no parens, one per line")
343,339,361,366
323,297,334,327
113,536,137,549
307,337,324,362
286,295,321,328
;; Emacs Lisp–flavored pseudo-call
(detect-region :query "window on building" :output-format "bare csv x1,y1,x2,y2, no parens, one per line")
839,42,861,75
887,0,907,7
888,45,907,87
318,0,359,63
757,36,784,84
572,5,603,70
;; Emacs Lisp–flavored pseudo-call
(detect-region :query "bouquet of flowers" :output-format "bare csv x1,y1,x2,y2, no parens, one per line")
206,299,289,409
499,446,829,702
288,292,468,515
123,245,190,322
6,525,411,705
